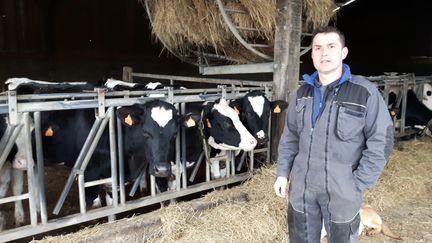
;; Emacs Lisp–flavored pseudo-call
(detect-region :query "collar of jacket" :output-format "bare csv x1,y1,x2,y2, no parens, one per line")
302,64,352,126
302,63,352,89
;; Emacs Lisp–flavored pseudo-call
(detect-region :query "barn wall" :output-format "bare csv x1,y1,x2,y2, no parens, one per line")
0,0,197,85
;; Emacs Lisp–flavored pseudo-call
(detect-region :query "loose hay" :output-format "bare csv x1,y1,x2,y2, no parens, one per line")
34,137,432,242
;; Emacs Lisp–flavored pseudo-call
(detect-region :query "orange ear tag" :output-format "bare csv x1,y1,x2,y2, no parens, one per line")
125,114,133,126
43,126,54,137
206,118,212,128
186,117,196,128
273,105,281,113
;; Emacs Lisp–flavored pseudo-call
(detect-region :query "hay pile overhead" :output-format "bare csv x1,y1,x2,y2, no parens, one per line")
143,0,337,64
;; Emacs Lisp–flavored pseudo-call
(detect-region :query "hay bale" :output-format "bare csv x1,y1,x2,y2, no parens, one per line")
144,0,336,63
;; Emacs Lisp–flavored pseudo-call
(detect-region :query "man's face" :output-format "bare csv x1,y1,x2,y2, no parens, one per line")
311,32,348,76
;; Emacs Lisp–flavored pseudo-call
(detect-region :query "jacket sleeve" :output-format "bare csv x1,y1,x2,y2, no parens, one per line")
353,86,394,192
276,94,300,178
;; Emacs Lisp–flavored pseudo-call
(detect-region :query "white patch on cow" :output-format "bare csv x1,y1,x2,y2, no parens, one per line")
92,195,102,208
6,78,87,90
145,82,162,90
423,83,432,111
212,100,257,151
208,136,239,151
256,130,265,139
105,193,113,206
247,96,265,117
104,78,137,89
151,106,173,127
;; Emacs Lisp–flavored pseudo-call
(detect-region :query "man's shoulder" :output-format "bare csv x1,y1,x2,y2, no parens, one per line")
349,75,379,94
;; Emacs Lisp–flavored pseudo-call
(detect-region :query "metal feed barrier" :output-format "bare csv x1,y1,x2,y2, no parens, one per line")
0,74,274,242
368,74,432,138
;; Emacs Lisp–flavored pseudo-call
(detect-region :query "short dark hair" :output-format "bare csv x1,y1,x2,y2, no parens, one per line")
311,26,346,47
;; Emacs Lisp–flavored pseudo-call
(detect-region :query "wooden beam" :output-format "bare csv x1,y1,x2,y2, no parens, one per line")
271,0,302,161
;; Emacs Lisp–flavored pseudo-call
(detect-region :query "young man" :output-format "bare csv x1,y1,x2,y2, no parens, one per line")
273,26,394,242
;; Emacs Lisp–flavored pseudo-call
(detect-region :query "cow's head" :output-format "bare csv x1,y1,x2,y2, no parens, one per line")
201,99,257,151
230,91,288,145
117,101,199,178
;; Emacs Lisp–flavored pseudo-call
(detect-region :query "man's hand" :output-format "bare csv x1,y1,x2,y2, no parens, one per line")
274,176,288,198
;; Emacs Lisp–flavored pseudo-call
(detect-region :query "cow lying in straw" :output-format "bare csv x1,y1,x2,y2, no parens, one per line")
320,204,402,240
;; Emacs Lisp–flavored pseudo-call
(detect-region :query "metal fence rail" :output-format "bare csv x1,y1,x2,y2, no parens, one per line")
0,75,274,242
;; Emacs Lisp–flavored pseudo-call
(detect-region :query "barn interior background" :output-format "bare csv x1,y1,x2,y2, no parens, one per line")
0,0,431,242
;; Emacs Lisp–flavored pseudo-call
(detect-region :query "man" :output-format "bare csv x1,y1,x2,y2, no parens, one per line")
273,26,394,243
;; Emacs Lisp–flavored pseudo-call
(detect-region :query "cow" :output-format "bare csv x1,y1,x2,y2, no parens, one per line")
0,114,32,230
230,91,287,145
184,99,258,180
388,89,432,135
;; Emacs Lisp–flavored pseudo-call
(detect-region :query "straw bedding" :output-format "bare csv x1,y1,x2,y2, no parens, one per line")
34,137,432,242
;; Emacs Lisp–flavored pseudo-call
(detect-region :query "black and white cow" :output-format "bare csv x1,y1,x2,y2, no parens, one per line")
185,99,258,179
230,91,288,145
388,88,432,135
116,101,199,192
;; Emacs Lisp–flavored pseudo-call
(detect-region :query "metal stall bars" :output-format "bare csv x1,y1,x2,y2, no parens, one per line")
0,77,267,242
122,67,274,179
0,89,38,228
367,73,432,139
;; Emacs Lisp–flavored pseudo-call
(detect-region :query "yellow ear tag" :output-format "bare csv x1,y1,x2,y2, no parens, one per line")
273,105,281,113
206,118,212,128
43,126,54,137
233,106,240,114
186,117,196,128
125,114,133,126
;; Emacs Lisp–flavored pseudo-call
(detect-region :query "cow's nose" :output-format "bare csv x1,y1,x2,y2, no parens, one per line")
154,164,170,177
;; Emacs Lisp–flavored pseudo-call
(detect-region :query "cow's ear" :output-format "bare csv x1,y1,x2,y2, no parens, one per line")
229,99,242,115
116,106,142,126
181,112,201,128
271,100,288,113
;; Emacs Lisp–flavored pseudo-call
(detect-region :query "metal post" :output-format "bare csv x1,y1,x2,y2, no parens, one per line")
230,151,235,176
116,116,126,205
78,174,86,214
189,151,204,182
108,108,118,211
34,111,47,224
180,102,187,189
150,175,156,196
24,113,37,226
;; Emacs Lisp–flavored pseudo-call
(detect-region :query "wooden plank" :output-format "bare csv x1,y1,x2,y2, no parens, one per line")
271,0,302,161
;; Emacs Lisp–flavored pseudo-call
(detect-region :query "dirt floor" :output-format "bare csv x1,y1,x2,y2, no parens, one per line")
1,137,431,242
